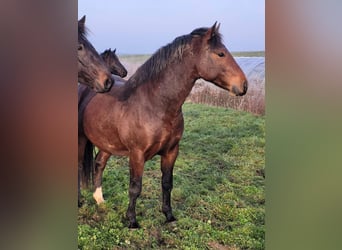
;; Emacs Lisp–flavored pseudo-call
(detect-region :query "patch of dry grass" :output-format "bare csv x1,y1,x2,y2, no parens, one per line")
188,79,265,115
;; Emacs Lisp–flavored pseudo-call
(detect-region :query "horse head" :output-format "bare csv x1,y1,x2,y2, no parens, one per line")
193,22,248,96
78,15,113,92
101,48,128,78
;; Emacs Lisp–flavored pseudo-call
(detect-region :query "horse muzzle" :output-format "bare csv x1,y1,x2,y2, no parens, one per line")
232,80,248,96
95,77,114,93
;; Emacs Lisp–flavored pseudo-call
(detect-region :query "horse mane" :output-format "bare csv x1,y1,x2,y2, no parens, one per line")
102,49,111,55
121,26,222,100
127,35,192,85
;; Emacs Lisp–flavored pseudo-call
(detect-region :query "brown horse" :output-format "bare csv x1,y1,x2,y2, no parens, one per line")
78,15,113,92
78,23,247,228
101,48,128,78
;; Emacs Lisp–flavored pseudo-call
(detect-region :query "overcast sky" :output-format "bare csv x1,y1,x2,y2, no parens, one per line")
78,0,264,55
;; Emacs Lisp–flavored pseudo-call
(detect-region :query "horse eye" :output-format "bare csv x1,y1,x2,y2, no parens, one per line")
78,44,84,51
217,52,225,57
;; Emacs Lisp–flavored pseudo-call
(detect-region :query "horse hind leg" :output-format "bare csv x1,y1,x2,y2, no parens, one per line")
78,168,82,207
93,150,111,204
78,135,88,207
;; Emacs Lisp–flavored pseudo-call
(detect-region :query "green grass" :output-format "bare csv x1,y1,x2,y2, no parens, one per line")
78,103,265,249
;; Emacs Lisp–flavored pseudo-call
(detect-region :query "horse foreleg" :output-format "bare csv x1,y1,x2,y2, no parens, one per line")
160,144,179,222
93,150,111,204
126,150,145,228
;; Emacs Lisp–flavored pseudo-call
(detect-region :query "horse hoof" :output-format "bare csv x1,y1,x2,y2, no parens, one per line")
96,203,107,212
128,221,140,229
166,215,177,223
95,199,105,205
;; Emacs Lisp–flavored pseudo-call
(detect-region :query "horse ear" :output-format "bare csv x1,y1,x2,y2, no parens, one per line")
215,22,221,33
79,15,86,31
204,21,219,41
211,21,221,37
79,15,86,25
113,48,116,53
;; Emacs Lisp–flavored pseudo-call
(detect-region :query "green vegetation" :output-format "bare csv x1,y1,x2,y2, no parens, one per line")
78,103,265,249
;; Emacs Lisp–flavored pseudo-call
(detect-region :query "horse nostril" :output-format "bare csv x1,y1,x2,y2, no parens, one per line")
233,80,248,96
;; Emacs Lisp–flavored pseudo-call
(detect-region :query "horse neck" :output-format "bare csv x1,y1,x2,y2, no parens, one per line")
148,56,198,114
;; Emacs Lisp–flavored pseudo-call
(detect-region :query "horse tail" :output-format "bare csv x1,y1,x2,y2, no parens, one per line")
81,140,95,188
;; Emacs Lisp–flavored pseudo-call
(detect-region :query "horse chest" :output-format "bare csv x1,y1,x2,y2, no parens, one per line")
145,118,183,156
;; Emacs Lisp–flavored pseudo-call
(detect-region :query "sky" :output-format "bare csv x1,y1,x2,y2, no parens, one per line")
78,0,264,55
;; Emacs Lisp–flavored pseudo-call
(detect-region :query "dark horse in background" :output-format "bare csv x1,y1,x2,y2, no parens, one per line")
101,48,128,78
78,49,127,109
78,15,113,92
78,23,247,228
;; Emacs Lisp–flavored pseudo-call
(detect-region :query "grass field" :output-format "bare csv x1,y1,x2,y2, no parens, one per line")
78,103,265,249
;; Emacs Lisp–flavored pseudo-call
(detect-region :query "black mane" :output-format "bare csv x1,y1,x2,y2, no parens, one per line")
102,49,112,55
127,35,192,86
121,26,222,99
